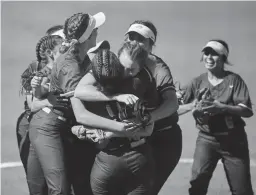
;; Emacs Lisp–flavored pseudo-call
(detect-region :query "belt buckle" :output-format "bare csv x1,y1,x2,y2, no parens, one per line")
130,138,146,148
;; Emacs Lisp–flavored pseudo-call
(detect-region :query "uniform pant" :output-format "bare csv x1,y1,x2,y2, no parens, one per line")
90,143,155,195
148,124,182,195
189,130,254,195
27,109,70,195
65,139,97,195
16,111,31,174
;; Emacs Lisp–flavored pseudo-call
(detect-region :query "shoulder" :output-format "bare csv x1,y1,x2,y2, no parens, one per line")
225,71,243,81
21,60,38,78
196,72,207,81
190,72,207,85
148,54,172,77
55,53,78,74
28,60,39,72
150,54,168,69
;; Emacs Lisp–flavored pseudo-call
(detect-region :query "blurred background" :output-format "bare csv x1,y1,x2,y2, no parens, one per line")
1,1,256,194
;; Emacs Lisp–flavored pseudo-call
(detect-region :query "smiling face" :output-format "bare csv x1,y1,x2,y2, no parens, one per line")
119,50,141,77
202,47,225,71
127,32,152,52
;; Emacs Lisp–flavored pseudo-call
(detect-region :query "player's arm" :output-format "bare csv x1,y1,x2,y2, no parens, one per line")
74,72,138,105
177,80,198,116
148,65,179,122
99,122,154,139
71,97,132,133
202,75,253,118
26,94,33,110
227,75,253,117
59,64,136,134
32,76,50,99
150,90,178,122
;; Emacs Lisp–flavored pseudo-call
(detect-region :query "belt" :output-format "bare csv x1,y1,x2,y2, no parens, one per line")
103,138,146,152
42,107,67,122
155,125,173,132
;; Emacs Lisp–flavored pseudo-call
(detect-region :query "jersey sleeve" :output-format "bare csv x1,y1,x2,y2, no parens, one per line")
20,61,38,94
232,75,252,110
155,63,175,94
182,78,197,104
58,60,84,93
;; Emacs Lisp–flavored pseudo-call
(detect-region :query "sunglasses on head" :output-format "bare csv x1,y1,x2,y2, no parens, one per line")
128,32,146,43
203,48,219,56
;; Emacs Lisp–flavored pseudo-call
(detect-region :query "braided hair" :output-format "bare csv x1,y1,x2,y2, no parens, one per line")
35,35,63,68
60,13,90,60
91,49,125,95
118,41,148,67
20,35,63,95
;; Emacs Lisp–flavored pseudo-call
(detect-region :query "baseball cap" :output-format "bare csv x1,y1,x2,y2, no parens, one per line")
78,12,106,43
202,41,229,58
125,23,156,43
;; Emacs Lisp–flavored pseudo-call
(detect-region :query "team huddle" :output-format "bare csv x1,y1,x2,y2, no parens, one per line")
17,11,254,195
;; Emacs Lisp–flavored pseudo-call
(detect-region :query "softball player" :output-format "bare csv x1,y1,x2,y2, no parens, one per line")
35,12,106,195
181,39,254,195
124,21,183,195
74,45,159,195
17,25,64,175
26,35,66,195
73,20,182,194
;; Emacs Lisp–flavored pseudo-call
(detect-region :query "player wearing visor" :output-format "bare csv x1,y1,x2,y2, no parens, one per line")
28,12,106,195
124,21,182,195
179,39,254,195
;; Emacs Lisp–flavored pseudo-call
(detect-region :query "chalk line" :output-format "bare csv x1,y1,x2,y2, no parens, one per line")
1,159,256,169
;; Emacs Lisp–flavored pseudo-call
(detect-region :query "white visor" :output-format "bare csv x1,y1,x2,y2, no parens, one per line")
78,12,106,43
87,40,110,61
51,29,65,39
125,23,156,43
87,40,110,54
202,41,229,57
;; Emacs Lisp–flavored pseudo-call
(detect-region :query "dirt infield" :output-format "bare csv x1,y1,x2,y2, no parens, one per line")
1,2,256,194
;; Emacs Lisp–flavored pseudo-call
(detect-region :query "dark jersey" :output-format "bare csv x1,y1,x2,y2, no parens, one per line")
20,60,39,111
85,66,160,120
146,54,179,131
50,48,91,94
183,71,252,135
84,66,160,151
49,47,91,115
20,61,39,95
120,67,160,109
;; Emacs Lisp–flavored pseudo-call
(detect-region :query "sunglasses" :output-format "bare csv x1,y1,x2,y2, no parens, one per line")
203,48,219,56
128,32,146,43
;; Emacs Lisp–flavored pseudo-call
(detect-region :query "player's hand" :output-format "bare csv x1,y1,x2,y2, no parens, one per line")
47,93,70,109
122,120,141,137
113,94,139,106
71,125,87,140
31,76,42,88
201,100,226,115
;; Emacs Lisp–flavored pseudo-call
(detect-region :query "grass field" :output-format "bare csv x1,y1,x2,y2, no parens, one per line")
1,1,256,194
